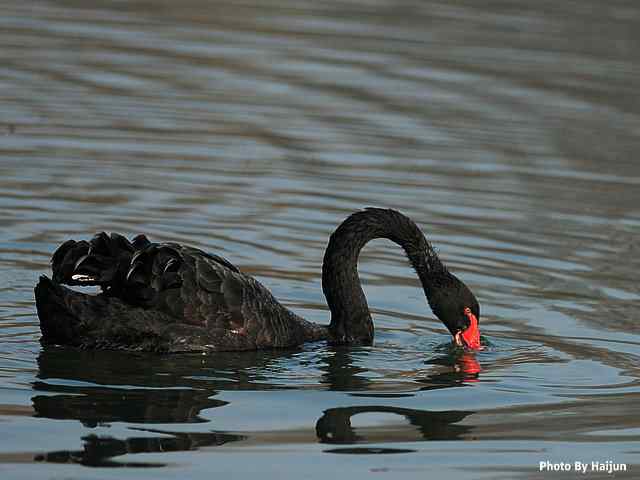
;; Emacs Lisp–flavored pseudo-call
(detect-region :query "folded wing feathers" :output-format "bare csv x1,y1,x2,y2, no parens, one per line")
51,239,90,283
51,232,246,330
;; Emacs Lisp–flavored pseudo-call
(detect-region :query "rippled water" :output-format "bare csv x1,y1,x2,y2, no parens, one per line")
1,0,639,478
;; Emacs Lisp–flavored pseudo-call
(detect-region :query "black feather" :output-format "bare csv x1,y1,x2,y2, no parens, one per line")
37,208,471,353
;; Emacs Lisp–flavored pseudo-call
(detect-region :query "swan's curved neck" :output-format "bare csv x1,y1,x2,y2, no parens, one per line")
321,208,449,344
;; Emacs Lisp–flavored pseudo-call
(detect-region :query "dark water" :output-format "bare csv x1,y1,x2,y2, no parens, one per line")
1,0,639,478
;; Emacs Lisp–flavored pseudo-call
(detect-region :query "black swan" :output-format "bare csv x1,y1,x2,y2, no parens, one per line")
35,208,481,352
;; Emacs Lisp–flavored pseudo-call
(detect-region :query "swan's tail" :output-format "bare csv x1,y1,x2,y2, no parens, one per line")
35,275,86,345
37,232,153,345
35,275,178,351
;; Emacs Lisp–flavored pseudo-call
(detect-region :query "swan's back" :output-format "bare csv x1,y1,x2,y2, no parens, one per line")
36,233,325,352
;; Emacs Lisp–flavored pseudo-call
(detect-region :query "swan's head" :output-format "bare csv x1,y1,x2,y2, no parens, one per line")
429,276,481,350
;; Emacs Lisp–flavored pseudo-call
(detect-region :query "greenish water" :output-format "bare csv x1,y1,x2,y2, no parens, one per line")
1,0,639,478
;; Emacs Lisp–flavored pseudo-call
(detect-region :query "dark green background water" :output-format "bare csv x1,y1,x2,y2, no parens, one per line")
1,0,639,478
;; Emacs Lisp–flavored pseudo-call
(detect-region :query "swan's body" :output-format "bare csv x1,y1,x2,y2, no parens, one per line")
35,208,481,352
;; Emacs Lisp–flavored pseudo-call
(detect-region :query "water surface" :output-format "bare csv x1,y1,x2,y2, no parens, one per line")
1,0,639,478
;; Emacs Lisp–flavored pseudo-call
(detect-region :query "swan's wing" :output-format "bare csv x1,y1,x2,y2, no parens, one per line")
51,233,249,331
144,243,250,333
48,233,319,351
119,243,319,349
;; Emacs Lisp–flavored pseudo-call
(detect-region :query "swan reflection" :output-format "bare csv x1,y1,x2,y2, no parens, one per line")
31,344,480,465
316,406,472,444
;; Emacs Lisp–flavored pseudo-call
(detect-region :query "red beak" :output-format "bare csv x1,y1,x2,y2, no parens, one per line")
457,308,481,350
